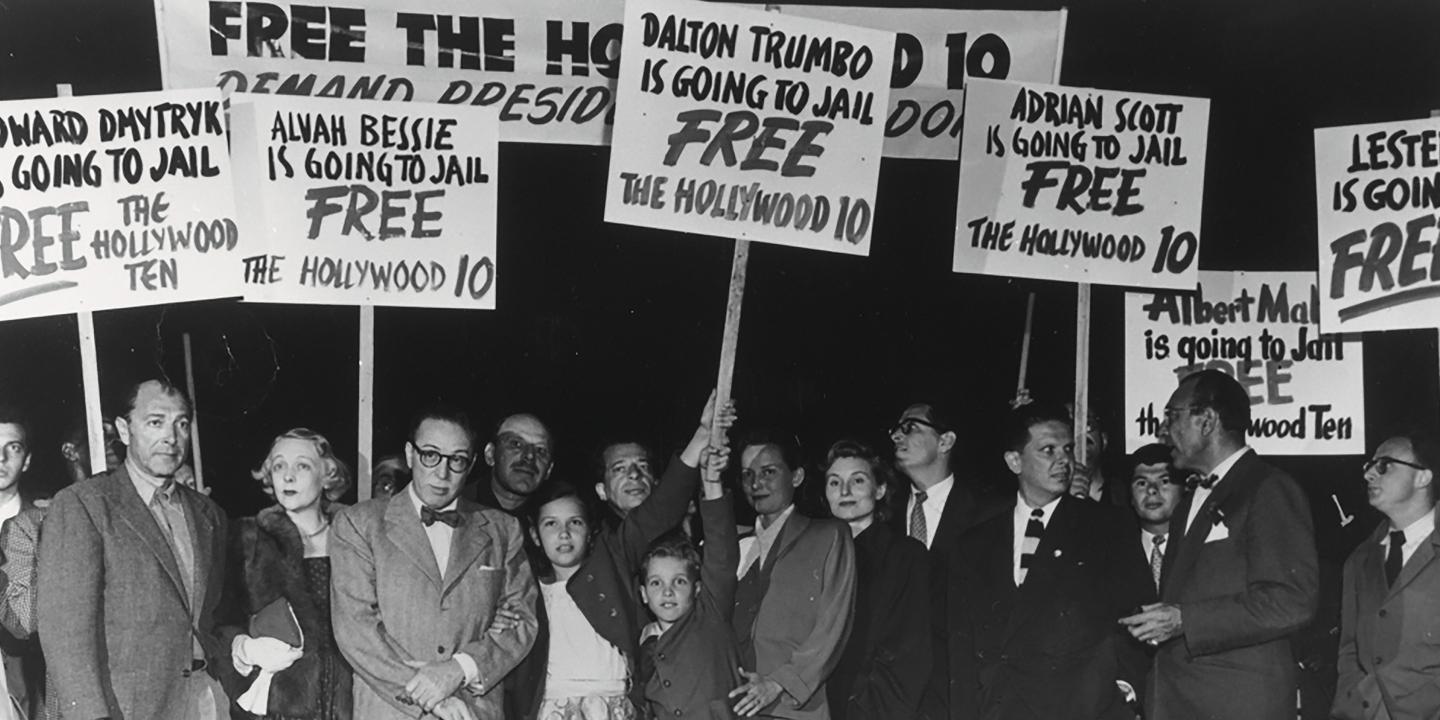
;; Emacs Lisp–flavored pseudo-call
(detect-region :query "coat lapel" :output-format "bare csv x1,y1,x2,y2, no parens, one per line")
1003,497,1073,644
442,502,492,596
386,492,443,588
1163,452,1255,600
181,487,214,615
110,467,190,612
1385,520,1440,600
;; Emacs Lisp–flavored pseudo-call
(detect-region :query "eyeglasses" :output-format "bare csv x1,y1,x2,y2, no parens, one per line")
496,433,551,463
1363,456,1428,475
408,442,475,473
889,417,946,437
1161,405,1204,423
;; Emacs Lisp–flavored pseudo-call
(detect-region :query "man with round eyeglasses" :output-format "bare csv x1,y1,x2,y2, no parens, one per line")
1333,431,1440,720
332,404,538,720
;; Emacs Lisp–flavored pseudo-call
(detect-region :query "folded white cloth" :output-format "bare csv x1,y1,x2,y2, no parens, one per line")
237,669,276,715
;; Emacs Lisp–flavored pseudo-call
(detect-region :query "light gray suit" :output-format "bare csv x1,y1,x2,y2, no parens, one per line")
331,491,538,720
36,467,231,720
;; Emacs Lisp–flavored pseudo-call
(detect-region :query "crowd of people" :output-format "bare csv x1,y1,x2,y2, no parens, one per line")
0,368,1430,720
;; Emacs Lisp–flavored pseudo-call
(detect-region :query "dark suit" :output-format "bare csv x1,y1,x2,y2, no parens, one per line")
827,522,931,720
37,466,232,720
1149,450,1318,720
1332,509,1440,720
951,495,1152,720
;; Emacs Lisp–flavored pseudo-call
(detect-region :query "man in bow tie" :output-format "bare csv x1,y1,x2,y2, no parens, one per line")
332,405,538,720
1123,369,1318,720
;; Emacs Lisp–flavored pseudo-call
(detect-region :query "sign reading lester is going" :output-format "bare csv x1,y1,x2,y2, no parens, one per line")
0,88,241,321
604,0,893,255
228,95,498,309
1315,117,1440,333
955,78,1210,289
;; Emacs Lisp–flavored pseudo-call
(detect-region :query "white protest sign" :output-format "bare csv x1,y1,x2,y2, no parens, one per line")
156,0,620,145
955,78,1209,289
228,95,497,309
605,0,893,255
1315,118,1440,333
772,6,1063,160
1124,271,1364,455
0,89,241,321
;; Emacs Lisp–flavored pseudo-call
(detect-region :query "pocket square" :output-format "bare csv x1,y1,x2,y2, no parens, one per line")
476,564,499,571
1204,522,1230,543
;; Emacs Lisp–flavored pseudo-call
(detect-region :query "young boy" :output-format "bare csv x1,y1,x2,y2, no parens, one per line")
638,447,740,719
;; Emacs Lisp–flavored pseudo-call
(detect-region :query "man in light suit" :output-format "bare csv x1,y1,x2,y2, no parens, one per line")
730,430,855,720
38,379,232,720
331,406,538,720
1123,369,1318,720
952,402,1152,720
1333,430,1440,720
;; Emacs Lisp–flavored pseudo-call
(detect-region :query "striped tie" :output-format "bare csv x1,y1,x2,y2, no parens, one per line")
909,490,928,545
1017,508,1044,585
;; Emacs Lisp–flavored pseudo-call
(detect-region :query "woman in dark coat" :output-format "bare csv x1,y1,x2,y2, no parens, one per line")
822,439,932,720
222,428,354,720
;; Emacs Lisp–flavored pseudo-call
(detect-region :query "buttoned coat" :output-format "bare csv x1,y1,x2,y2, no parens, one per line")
1332,508,1440,720
1147,451,1318,720
36,466,232,720
330,492,538,720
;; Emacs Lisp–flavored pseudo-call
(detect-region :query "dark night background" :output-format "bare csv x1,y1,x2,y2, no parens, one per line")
3,0,1440,714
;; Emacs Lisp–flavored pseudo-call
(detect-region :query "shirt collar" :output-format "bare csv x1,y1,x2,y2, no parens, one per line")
0,493,22,523
919,474,954,507
128,465,174,506
1206,446,1252,488
1014,492,1062,525
1389,509,1437,546
1142,528,1168,549
756,503,795,540
407,483,459,518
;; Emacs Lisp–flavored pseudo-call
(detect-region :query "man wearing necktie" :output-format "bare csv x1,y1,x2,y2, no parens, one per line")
38,379,233,720
332,406,538,720
1123,369,1318,720
950,401,1151,720
1127,443,1186,594
1332,431,1440,720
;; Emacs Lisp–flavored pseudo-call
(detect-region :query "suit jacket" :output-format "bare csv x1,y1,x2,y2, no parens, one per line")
36,466,232,720
330,491,538,720
732,512,856,720
645,495,741,720
1,503,47,720
951,495,1153,720
827,522,931,720
218,505,354,718
1148,451,1318,720
1332,509,1440,720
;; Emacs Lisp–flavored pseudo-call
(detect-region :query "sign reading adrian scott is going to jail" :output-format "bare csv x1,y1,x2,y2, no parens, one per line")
228,95,497,309
1315,117,1440,333
955,79,1209,289
157,0,619,146
603,0,893,256
0,88,241,322
1123,272,1364,456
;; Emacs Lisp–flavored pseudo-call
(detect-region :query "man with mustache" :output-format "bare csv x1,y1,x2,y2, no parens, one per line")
471,413,554,516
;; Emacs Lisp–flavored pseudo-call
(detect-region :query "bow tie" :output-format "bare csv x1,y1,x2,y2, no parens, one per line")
421,506,461,528
1186,473,1219,490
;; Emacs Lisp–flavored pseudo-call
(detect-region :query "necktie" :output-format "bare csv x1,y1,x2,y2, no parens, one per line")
909,490,928,545
421,506,461,527
1150,534,1167,590
1017,508,1044,585
1385,530,1406,586
149,482,204,660
1186,473,1219,490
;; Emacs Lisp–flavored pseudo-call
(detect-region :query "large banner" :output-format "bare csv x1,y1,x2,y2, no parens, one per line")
1315,117,1440,333
157,0,620,145
773,7,1063,160
604,0,893,255
955,78,1210,289
1124,271,1364,455
228,95,498,309
0,89,241,321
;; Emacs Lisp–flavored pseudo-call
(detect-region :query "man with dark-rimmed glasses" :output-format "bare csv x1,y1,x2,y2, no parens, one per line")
332,404,538,720
1333,430,1440,720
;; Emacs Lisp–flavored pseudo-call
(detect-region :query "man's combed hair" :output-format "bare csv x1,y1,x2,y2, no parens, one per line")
1128,443,1175,476
0,404,29,441
1002,401,1072,453
641,532,701,583
1183,369,1251,437
117,379,191,419
408,402,477,447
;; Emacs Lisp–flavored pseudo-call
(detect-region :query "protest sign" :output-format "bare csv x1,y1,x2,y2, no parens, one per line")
156,0,621,145
1315,117,1440,333
0,88,241,321
604,0,894,255
772,6,1064,160
955,78,1209,289
228,95,498,309
1123,271,1364,455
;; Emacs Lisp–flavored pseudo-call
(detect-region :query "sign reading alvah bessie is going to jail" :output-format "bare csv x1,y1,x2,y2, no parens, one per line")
955,79,1209,289
228,95,497,309
0,88,241,322
604,0,893,255
1315,117,1440,333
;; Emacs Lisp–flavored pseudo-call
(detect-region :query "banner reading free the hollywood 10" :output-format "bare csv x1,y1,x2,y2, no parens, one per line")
956,78,1210,290
1124,271,1364,456
0,88,242,321
605,0,893,255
